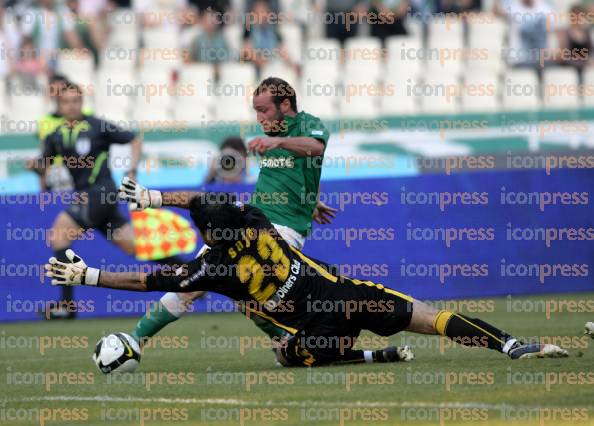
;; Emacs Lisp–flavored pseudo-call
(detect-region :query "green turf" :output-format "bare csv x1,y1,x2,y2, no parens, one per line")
1,293,593,426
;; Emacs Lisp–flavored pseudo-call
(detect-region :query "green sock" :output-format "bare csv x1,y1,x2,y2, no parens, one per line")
250,315,291,339
131,301,179,345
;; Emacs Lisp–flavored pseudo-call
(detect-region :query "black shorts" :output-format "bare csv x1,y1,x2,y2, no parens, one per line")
65,179,128,235
281,277,414,366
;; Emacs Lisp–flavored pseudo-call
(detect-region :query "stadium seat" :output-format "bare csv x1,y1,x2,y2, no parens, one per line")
339,73,380,119
106,30,138,50
215,63,257,121
173,102,211,125
380,74,418,116
468,14,507,47
502,69,540,111
138,46,182,73
299,93,338,120
429,17,464,39
302,61,339,91
135,68,173,116
174,65,215,124
300,62,339,120
138,68,172,87
56,51,95,89
107,8,137,33
260,62,299,88
467,16,507,72
461,71,500,113
0,81,7,117
177,64,215,103
426,33,464,75
132,104,171,123
219,62,257,87
581,68,594,107
94,70,135,122
385,36,423,79
142,28,180,50
9,85,48,126
406,19,423,40
542,67,580,109
344,37,383,81
419,73,461,114
304,38,341,72
106,9,138,50
99,48,136,73
222,24,243,60
300,67,338,119
466,46,506,73
279,22,303,64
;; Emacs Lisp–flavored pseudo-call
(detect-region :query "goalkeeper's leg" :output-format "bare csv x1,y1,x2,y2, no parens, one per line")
407,300,568,359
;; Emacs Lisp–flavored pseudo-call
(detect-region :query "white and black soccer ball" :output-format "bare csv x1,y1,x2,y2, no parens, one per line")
93,333,141,374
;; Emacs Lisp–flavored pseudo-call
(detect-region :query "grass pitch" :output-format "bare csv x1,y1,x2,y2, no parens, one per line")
1,293,594,426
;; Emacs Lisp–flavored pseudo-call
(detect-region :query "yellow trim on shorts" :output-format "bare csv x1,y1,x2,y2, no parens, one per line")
289,247,415,303
289,246,338,283
382,287,415,303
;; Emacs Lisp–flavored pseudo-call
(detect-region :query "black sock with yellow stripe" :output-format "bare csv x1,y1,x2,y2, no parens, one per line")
433,310,514,352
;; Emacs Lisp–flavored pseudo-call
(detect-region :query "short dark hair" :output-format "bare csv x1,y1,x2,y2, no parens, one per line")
189,193,245,242
253,77,297,112
221,136,247,156
49,73,69,85
59,82,83,98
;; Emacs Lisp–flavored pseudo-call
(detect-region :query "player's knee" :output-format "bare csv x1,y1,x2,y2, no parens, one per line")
408,300,440,334
177,291,203,304
49,214,78,248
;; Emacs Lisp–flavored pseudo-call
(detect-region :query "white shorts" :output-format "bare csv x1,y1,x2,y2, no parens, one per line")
196,223,305,257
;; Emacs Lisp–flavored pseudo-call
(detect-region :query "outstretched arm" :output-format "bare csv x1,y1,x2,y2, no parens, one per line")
45,250,197,292
97,270,148,291
162,191,203,209
118,176,204,210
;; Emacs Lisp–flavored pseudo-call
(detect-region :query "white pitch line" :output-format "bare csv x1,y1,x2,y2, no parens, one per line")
0,355,84,364
6,396,594,411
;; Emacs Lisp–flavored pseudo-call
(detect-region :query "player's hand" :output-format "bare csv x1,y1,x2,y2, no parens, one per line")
45,249,100,286
312,201,337,225
248,137,282,154
118,176,162,210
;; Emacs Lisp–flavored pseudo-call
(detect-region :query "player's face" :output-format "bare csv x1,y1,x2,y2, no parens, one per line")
58,90,83,121
253,93,284,136
49,81,67,101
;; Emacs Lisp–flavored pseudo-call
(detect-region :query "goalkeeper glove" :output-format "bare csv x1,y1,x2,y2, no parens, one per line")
118,176,162,211
45,249,100,286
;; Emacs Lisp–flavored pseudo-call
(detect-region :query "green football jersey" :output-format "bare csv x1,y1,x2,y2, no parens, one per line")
251,111,330,236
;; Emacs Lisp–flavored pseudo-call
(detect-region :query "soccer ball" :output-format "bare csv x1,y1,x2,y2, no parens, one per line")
93,333,141,374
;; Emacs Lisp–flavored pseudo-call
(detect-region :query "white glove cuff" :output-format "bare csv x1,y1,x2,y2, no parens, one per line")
85,267,100,286
148,190,163,208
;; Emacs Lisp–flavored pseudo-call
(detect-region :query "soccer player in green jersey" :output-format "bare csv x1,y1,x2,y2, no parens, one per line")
127,77,338,347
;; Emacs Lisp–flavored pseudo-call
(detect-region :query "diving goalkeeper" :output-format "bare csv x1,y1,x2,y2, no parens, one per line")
128,77,337,348
46,195,569,365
